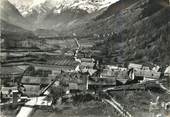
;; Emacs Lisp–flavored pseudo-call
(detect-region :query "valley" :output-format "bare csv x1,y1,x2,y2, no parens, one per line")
0,0,170,117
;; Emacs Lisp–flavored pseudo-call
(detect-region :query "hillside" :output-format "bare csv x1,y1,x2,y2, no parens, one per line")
0,0,29,29
1,0,170,65
0,19,36,49
7,0,119,30
100,0,170,65
67,0,170,65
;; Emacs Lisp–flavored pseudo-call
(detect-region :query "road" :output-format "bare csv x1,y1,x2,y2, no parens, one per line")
17,96,52,117
102,92,133,117
74,38,81,63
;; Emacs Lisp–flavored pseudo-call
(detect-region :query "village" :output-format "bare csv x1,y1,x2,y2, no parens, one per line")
1,36,170,117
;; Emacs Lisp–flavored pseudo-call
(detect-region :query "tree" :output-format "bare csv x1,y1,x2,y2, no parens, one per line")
24,65,35,76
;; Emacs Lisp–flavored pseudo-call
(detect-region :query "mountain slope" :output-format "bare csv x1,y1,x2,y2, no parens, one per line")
98,0,170,65
9,0,120,16
0,19,37,50
1,0,169,65
30,8,89,30
7,0,119,30
67,0,170,65
0,0,29,29
0,20,30,33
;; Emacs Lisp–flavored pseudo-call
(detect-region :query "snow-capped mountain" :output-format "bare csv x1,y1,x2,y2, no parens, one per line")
9,0,119,17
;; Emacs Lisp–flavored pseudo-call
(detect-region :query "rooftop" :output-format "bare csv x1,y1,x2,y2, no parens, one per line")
23,85,40,96
21,76,54,85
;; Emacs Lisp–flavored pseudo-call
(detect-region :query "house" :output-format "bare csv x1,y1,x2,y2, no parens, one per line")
142,66,150,71
69,82,86,92
101,69,128,79
106,65,118,70
19,40,35,48
106,65,127,71
88,69,97,76
128,63,143,70
0,86,18,101
81,44,94,49
58,72,88,92
77,50,92,58
21,73,56,96
69,83,78,90
80,62,95,69
64,50,74,56
164,66,170,77
134,69,161,80
99,68,129,85
81,58,95,63
78,61,97,76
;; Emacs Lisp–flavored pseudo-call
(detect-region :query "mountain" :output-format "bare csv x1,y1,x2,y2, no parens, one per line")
100,0,170,65
0,0,35,36
66,0,170,65
2,0,170,65
10,0,119,16
7,0,119,30
0,19,35,40
0,0,29,29
28,8,89,30
0,19,37,50
1,19,27,33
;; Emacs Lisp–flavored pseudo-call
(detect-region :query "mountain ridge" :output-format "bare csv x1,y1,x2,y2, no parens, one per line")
0,0,30,29
1,0,170,65
9,0,120,16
